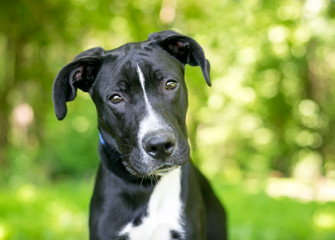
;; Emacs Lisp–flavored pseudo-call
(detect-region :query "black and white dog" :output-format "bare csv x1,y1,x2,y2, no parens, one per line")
53,31,227,240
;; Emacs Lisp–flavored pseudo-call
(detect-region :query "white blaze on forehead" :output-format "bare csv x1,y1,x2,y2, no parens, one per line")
136,64,162,129
136,64,155,115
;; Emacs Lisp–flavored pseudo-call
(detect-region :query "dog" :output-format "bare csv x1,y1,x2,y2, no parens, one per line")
53,30,227,240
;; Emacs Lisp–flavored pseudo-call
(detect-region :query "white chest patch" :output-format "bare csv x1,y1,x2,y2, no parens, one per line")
119,167,184,240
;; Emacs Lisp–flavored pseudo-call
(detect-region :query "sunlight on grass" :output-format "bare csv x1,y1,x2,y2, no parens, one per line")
266,178,315,201
0,224,7,240
48,200,87,232
314,210,335,230
266,176,335,203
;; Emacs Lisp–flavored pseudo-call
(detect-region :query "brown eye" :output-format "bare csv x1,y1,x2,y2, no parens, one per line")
109,94,124,104
165,80,178,90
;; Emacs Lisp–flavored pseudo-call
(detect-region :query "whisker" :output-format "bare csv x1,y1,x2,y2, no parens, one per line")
121,143,137,148
140,176,145,189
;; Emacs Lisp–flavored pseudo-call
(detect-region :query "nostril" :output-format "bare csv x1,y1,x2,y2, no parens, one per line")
149,146,158,154
165,142,175,154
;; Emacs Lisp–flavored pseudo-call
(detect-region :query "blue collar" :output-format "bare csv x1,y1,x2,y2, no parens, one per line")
99,132,122,160
99,132,106,145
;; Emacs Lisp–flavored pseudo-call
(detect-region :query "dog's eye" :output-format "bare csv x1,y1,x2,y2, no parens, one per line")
165,80,178,90
109,94,124,104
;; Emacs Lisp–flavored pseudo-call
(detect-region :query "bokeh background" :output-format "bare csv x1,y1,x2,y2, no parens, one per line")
1,0,335,239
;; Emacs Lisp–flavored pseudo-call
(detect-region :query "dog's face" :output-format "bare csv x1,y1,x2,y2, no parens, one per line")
53,31,211,177
91,48,190,176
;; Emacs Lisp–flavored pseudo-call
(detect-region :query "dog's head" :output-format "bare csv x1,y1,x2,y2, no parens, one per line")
53,31,210,177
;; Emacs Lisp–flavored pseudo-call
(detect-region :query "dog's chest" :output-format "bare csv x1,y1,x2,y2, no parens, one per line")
119,168,184,240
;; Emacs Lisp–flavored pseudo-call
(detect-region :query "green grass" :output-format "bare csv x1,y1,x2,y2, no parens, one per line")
0,180,91,240
213,179,335,240
0,178,334,240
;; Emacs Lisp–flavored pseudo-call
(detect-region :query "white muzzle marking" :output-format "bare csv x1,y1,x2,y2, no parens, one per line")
136,64,171,163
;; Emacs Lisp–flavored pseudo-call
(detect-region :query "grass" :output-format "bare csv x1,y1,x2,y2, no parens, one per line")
0,180,91,240
0,177,334,240
213,178,335,240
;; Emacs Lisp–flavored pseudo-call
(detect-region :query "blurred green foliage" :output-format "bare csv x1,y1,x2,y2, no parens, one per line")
0,0,335,239
1,0,335,182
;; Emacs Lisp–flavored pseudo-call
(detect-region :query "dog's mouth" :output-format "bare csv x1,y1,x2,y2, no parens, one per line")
150,165,178,176
122,163,143,177
122,160,178,177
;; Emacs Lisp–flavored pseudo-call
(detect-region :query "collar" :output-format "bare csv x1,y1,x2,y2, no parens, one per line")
99,132,123,160
99,132,106,145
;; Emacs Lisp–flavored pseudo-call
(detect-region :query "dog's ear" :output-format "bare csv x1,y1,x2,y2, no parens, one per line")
52,47,105,120
149,30,211,86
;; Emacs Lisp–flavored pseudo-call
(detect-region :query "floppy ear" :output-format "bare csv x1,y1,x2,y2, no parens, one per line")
149,30,211,86
52,47,105,120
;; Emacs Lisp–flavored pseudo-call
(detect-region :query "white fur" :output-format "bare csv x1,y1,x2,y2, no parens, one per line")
119,167,184,239
137,64,156,117
136,65,171,163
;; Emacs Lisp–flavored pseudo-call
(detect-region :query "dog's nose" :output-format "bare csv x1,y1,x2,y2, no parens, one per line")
142,132,176,160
